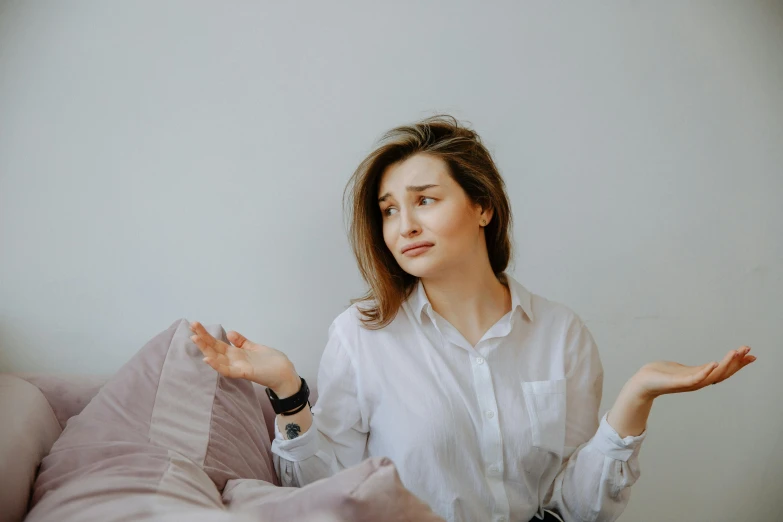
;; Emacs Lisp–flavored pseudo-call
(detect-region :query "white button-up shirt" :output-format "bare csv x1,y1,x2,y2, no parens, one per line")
272,274,647,522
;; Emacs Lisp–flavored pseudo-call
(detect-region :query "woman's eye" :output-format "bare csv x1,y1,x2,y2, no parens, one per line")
382,198,431,217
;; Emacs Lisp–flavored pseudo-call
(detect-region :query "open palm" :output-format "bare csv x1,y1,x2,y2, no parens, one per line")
634,345,756,399
188,321,294,389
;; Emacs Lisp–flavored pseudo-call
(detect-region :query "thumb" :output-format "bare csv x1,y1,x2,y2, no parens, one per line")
686,361,719,386
227,330,253,349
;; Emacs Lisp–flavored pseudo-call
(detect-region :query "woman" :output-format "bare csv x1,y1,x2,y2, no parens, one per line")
189,115,755,522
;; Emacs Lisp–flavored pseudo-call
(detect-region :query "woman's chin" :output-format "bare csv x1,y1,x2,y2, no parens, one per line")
399,259,441,279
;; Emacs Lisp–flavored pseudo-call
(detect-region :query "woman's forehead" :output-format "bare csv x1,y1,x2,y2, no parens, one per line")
378,155,452,195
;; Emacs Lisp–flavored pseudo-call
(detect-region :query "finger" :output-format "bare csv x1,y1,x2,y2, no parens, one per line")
725,347,751,376
190,321,217,345
227,330,250,349
203,357,238,378
702,351,734,385
205,358,231,378
733,347,749,363
725,352,756,378
711,348,748,384
693,361,719,383
190,321,226,355
679,362,719,389
202,357,219,372
735,345,751,359
202,357,228,378
191,333,219,359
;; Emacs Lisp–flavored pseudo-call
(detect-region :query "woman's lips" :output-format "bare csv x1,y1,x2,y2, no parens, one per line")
403,245,433,257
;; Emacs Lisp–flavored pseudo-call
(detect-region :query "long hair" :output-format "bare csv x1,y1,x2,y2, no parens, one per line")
343,114,513,329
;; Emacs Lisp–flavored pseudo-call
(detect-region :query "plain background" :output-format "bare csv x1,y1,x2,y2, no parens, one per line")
1,1,781,520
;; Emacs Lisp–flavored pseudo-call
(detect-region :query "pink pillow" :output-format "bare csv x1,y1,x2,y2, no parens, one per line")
15,373,109,430
223,456,446,522
26,318,277,521
25,318,445,522
0,375,62,522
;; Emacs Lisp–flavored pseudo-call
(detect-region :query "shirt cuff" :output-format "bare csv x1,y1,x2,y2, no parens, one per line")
588,411,647,462
271,416,321,461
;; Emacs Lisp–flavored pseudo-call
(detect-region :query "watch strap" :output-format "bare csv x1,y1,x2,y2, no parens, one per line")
265,377,309,415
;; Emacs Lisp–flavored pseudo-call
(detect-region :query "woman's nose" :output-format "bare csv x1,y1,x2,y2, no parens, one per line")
399,209,420,237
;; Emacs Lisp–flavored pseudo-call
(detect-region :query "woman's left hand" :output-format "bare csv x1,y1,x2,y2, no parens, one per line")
630,346,756,400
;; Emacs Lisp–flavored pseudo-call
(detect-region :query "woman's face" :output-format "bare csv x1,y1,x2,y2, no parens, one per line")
377,153,490,279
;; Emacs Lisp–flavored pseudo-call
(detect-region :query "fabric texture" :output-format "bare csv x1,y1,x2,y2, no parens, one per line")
26,318,277,521
0,375,62,522
14,372,310,446
272,274,647,522
21,318,436,522
16,373,109,430
223,456,444,521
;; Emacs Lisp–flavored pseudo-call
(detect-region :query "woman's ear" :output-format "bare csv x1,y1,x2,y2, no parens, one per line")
479,206,494,227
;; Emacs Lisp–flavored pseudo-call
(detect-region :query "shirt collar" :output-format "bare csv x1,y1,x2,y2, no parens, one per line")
409,273,535,325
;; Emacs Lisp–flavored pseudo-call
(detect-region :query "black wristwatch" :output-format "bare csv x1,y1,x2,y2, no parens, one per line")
265,377,310,416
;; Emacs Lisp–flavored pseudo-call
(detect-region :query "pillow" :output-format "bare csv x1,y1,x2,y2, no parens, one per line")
26,318,277,521
222,456,446,522
0,375,62,522
16,373,109,430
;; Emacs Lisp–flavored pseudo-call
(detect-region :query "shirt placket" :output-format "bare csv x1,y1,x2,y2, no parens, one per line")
471,341,511,522
426,308,513,522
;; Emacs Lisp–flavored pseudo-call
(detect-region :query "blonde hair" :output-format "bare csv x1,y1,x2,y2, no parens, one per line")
343,114,513,329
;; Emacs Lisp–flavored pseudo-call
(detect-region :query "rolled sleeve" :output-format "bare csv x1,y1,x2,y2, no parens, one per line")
269,320,368,488
588,411,647,462
543,317,648,522
271,416,322,462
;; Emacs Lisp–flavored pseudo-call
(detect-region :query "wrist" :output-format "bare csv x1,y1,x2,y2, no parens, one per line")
621,376,657,405
607,379,655,438
267,374,310,417
271,371,301,399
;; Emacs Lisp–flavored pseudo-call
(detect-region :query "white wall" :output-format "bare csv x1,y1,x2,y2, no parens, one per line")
1,1,781,520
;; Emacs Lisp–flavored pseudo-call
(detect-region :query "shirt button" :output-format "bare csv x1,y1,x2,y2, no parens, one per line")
475,357,485,365
486,410,495,419
497,517,507,522
489,465,499,473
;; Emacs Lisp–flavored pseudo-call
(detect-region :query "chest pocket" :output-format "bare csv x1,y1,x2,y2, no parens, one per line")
522,378,567,457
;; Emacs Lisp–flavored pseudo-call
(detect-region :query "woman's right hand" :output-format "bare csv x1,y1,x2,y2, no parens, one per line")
189,320,300,396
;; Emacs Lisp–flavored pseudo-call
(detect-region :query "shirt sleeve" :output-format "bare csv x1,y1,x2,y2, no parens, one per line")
271,320,369,487
542,317,647,522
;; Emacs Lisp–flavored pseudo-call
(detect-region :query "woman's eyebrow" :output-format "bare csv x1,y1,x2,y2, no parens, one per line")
378,184,440,203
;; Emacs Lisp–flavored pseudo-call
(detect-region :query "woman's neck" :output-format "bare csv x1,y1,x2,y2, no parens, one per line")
420,269,511,347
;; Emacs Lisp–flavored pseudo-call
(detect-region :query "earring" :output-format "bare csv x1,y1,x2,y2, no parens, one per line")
480,219,487,226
